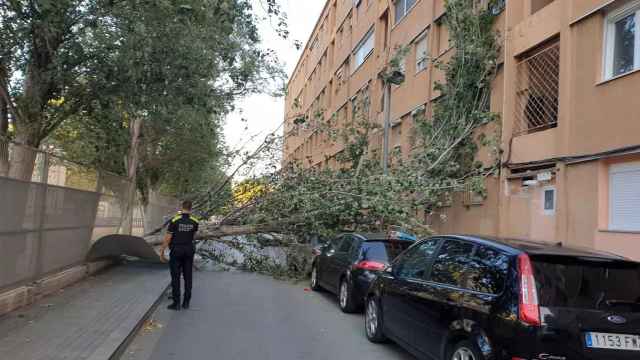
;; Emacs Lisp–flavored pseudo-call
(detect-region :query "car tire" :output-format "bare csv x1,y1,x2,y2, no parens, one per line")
310,263,322,291
338,278,357,313
365,296,387,343
449,340,484,360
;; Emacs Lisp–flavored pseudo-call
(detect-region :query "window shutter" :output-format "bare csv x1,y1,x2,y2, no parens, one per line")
609,162,640,231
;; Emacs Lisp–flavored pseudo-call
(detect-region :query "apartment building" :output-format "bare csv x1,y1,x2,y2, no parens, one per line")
283,0,640,259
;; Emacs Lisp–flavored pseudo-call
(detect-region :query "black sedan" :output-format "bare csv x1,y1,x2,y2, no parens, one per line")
365,235,640,360
310,232,414,313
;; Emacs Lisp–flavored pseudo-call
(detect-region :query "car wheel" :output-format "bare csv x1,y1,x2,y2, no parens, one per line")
450,340,484,360
365,296,387,343
338,278,357,313
310,263,321,291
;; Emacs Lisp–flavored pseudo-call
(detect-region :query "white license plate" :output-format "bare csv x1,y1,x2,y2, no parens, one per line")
585,332,640,351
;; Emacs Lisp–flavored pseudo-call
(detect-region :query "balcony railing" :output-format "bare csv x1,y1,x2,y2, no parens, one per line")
513,40,560,136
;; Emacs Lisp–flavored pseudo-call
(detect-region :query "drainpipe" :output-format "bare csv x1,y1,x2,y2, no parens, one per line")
381,70,404,175
382,81,391,175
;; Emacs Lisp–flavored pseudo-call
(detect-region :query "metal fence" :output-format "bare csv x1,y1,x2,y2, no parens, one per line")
513,40,560,136
0,141,177,291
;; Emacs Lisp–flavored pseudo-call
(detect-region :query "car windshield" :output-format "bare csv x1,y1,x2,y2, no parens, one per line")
361,241,412,263
533,256,640,311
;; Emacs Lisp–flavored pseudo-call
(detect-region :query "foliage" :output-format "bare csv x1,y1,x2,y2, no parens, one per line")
200,0,502,241
197,237,311,280
233,178,269,207
0,0,294,199
410,0,502,209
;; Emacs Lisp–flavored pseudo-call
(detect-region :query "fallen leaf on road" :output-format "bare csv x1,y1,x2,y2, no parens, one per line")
142,319,163,333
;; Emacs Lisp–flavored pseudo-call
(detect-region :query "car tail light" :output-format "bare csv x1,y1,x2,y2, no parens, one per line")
518,253,541,326
354,260,386,271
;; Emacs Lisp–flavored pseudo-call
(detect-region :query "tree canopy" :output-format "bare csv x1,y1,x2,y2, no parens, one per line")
1,0,287,201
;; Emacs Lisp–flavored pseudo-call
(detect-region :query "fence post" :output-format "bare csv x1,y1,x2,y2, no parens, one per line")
34,150,50,279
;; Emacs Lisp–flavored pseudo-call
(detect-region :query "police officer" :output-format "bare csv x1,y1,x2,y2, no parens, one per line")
160,200,199,310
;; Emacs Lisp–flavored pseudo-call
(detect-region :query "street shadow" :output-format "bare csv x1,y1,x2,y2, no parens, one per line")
312,289,417,360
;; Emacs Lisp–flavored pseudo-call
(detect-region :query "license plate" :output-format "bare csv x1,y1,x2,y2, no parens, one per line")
585,332,640,351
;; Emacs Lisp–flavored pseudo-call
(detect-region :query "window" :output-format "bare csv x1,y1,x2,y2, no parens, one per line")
430,240,475,288
396,238,440,279
542,187,556,215
465,246,510,294
338,236,354,253
360,240,413,262
604,1,640,80
490,0,506,15
531,0,554,14
310,37,319,52
415,32,429,73
329,236,344,251
394,0,416,24
609,162,640,231
533,257,640,310
353,28,375,71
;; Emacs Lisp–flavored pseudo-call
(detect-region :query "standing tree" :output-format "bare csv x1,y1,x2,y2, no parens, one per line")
51,0,285,232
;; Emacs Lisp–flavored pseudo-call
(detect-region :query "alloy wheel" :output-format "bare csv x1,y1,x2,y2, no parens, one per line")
452,347,476,360
365,299,378,337
339,281,348,309
311,267,317,288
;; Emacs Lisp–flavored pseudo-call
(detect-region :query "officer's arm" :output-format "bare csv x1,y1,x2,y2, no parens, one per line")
160,219,177,259
160,232,172,251
159,232,172,261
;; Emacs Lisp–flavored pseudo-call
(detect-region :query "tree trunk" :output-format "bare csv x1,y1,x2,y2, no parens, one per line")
0,95,8,177
8,130,39,181
119,117,143,235
146,224,282,246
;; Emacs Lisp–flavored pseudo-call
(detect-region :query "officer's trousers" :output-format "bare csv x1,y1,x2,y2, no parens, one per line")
169,246,194,304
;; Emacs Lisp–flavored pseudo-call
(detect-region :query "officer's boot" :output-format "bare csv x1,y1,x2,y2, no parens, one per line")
182,299,190,309
167,299,181,311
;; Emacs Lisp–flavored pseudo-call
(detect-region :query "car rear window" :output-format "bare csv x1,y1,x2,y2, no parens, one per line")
361,241,412,263
533,256,640,311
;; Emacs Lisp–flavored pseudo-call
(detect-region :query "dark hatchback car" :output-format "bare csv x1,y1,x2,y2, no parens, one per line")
310,232,414,312
365,235,640,360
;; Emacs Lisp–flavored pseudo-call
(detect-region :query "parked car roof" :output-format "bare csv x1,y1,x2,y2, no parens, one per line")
344,232,416,242
443,235,628,260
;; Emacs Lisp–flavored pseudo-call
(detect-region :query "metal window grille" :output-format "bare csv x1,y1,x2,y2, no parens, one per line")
514,40,560,136
462,181,484,206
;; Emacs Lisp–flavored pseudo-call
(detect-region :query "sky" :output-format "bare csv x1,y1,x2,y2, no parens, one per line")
222,0,326,176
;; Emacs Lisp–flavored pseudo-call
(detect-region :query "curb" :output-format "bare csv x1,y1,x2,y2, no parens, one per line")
107,283,170,360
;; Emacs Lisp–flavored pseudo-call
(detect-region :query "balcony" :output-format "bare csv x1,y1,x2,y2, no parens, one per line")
513,40,560,136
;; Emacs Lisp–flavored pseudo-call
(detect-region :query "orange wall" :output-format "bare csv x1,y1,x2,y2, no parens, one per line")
283,0,640,260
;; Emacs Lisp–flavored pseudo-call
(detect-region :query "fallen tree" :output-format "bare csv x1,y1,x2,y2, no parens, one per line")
141,0,504,280
187,0,502,243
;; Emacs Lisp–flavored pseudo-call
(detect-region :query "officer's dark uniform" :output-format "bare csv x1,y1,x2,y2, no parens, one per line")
167,212,199,306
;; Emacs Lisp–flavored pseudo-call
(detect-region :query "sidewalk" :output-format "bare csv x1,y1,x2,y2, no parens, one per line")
0,262,169,360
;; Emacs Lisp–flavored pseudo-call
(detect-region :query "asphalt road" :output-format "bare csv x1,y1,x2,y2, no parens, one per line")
122,270,416,360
